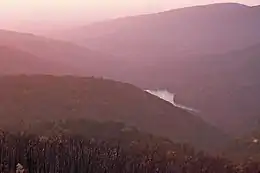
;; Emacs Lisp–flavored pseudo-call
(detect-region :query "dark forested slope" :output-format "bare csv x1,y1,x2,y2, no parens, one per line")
0,75,228,150
0,120,259,172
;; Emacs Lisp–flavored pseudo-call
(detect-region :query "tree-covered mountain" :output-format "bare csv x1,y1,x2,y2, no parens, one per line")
54,3,260,134
0,46,78,75
62,3,260,57
0,75,228,151
0,29,123,78
6,119,192,151
1,4,260,135
224,127,260,162
0,120,255,173
142,44,260,134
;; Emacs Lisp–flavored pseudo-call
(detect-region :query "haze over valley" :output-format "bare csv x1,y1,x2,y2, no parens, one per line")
1,1,260,172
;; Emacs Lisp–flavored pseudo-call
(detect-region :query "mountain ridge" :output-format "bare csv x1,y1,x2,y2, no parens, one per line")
0,46,79,75
56,3,260,134
0,75,229,151
64,3,260,57
0,29,126,78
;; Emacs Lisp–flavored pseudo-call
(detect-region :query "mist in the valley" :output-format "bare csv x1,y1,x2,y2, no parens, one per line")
146,90,198,113
2,0,260,172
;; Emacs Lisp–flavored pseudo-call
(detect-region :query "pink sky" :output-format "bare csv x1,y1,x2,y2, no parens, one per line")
0,0,259,32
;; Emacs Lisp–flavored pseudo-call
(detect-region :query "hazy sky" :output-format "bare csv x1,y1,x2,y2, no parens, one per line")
0,0,259,32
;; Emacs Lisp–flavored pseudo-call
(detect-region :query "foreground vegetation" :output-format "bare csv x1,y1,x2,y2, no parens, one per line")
0,76,260,172
0,120,259,173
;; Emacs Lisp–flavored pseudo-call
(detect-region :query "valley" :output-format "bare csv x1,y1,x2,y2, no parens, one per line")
1,2,260,172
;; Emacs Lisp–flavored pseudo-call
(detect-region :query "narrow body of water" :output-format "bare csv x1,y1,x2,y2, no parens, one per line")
145,90,199,113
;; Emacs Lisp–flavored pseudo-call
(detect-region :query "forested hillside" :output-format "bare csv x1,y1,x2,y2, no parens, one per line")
0,120,259,173
0,75,228,151
54,4,260,133
0,46,76,75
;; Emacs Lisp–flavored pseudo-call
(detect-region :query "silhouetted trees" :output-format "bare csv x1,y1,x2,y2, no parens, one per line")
0,130,259,173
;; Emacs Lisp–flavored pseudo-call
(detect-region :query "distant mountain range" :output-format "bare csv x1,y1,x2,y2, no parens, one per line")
1,3,260,135
62,3,260,57
57,3,260,134
0,29,124,78
0,46,76,75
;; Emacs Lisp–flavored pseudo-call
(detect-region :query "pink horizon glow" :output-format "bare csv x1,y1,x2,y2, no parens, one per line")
0,0,259,32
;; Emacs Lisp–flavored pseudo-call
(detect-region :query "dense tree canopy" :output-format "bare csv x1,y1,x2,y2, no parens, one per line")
1,120,259,173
